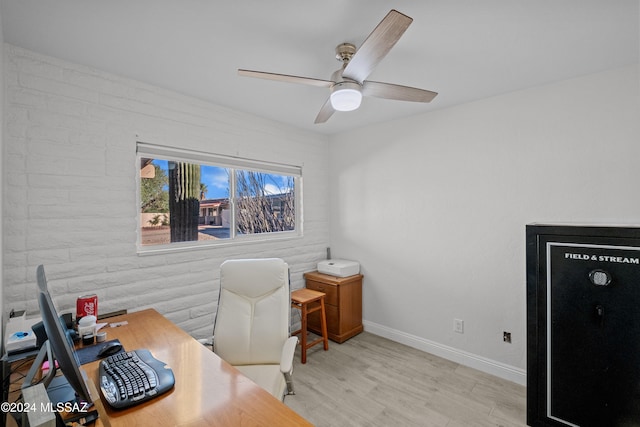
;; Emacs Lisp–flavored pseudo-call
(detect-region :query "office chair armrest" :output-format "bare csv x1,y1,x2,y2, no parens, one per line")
280,336,298,374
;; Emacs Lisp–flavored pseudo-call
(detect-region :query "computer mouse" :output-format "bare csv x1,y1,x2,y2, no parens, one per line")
97,341,123,358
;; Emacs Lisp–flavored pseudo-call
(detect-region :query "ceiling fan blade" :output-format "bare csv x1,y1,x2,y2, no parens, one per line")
362,81,438,103
342,10,413,84
314,97,336,124
238,69,334,88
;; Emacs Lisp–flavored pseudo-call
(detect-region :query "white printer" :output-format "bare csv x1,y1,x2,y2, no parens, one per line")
317,259,360,277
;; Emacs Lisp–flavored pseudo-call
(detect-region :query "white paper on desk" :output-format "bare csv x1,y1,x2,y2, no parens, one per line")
108,321,129,328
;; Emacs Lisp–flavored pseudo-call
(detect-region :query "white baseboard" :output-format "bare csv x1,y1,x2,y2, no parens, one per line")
363,320,526,386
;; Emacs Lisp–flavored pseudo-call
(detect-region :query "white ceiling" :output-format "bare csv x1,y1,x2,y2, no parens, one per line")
2,0,639,135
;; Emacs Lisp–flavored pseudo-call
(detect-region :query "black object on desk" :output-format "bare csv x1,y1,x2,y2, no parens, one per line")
97,341,123,358
99,349,175,409
76,339,123,365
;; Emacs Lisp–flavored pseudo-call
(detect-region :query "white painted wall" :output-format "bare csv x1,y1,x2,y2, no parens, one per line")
328,65,640,384
2,45,330,337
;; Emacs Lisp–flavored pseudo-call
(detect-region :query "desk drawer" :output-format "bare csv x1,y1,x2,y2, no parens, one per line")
306,280,337,306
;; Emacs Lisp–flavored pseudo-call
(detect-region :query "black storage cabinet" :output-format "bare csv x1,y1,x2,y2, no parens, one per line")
527,224,640,427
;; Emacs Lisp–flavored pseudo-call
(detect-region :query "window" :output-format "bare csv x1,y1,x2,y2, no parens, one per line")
137,142,302,251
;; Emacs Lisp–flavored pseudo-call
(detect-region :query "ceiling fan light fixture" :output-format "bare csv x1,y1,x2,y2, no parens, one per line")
330,82,362,111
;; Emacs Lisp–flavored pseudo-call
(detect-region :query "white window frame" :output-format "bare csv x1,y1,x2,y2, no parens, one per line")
136,142,303,254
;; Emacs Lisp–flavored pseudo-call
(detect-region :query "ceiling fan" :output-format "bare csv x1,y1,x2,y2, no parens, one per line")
238,9,438,124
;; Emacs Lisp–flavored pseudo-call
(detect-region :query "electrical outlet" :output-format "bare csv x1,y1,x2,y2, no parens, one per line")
503,331,512,343
454,319,464,334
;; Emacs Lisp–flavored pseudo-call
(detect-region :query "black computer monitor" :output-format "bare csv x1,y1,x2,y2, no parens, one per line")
35,264,94,406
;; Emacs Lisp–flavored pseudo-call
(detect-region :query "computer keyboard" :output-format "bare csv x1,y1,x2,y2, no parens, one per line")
98,349,175,409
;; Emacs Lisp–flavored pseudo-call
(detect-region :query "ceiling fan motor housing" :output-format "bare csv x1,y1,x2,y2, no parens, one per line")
335,43,357,63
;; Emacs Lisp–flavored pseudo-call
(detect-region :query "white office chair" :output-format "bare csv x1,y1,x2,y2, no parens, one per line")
213,258,298,400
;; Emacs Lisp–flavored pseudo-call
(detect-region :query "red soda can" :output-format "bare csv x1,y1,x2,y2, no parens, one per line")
76,294,98,321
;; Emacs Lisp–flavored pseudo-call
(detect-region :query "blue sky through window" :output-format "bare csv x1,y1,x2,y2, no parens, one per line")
152,159,229,199
151,160,297,199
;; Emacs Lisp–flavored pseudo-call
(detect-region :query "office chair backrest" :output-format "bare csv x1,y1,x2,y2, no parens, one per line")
214,258,290,366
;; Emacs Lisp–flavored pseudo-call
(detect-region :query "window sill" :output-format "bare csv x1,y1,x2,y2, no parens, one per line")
137,232,303,256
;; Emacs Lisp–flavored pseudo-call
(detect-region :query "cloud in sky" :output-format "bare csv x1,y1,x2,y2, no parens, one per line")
264,183,286,195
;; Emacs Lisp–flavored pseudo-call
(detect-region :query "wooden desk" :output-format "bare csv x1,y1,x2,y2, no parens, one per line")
81,309,311,427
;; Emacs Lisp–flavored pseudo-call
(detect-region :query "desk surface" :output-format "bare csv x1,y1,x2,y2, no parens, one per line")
83,309,312,427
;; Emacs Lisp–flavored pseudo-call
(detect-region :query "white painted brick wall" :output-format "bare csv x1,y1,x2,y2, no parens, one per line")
0,18,5,350
3,44,330,338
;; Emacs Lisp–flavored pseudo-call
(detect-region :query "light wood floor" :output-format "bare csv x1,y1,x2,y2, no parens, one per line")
285,332,527,427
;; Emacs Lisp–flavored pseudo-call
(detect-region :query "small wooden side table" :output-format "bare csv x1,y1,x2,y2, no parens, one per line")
291,288,329,363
